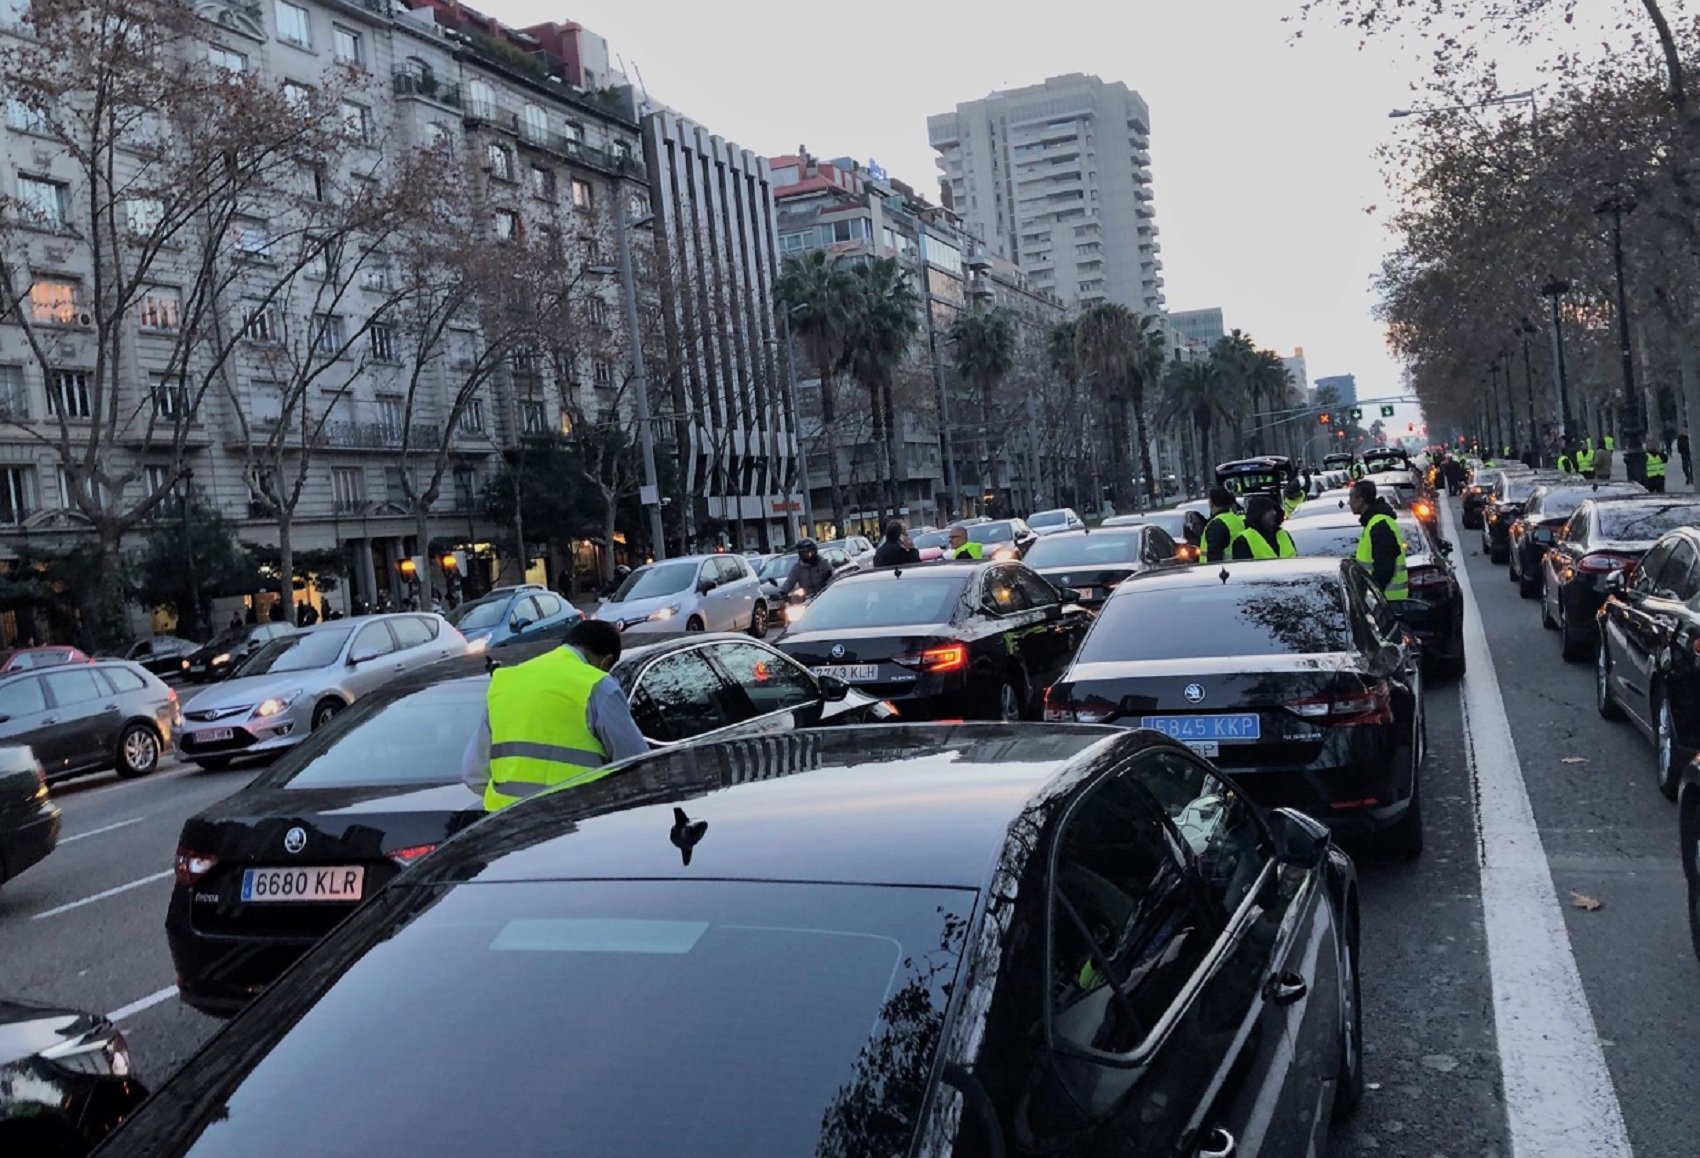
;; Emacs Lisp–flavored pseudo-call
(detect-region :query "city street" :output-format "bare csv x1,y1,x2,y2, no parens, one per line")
2,495,1696,1155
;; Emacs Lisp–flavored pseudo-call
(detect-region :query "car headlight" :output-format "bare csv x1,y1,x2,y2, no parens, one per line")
650,603,680,622
466,636,488,655
211,652,231,665
253,689,303,718
784,602,806,624
180,658,190,670
993,547,1018,561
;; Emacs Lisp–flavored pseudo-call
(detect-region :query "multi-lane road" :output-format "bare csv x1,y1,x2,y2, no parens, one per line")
1,494,1696,1155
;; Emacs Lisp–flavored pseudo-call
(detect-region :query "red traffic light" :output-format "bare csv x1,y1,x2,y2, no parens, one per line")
1319,413,1332,425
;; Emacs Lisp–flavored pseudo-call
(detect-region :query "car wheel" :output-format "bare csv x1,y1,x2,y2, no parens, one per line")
193,756,232,771
1656,687,1685,801
685,615,705,632
115,723,160,779
995,675,1027,723
311,698,343,731
1332,905,1365,1121
1385,772,1424,856
1681,791,1700,962
1558,600,1589,663
1518,563,1541,599
1596,639,1625,721
1508,552,1521,583
748,601,768,638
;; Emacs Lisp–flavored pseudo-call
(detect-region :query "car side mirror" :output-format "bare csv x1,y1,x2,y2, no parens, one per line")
0,715,12,724
1266,807,1331,869
348,650,378,665
1439,540,1454,556
698,580,715,595
1604,569,1626,594
1058,587,1082,603
817,674,850,702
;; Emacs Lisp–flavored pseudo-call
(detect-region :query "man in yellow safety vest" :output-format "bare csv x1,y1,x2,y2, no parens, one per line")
1231,493,1298,559
1198,487,1245,565
1348,480,1408,602
1647,447,1668,493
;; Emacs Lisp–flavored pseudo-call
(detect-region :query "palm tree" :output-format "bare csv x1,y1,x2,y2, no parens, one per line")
1047,320,1089,508
775,251,858,535
950,308,1016,507
1127,314,1169,508
1159,358,1235,492
842,257,921,521
1073,302,1140,512
1247,349,1294,456
1212,329,1258,454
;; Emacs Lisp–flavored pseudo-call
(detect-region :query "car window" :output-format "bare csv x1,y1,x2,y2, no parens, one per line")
611,561,698,602
1636,541,1677,594
1655,541,1698,599
1130,749,1270,915
241,628,354,676
0,676,46,716
716,556,748,583
697,561,720,590
1048,771,1217,1057
1564,508,1589,543
710,642,819,716
129,640,154,658
1012,567,1059,607
351,622,398,662
630,650,737,742
43,667,103,707
390,616,434,649
1599,503,1700,542
533,593,564,619
982,567,1029,614
99,666,148,694
1082,576,1353,661
1147,527,1178,560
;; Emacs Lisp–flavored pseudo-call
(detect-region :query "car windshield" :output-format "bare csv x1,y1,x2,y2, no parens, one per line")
120,879,966,1158
203,629,247,652
237,628,352,676
1028,510,1070,528
760,554,797,580
1500,478,1541,502
912,530,951,550
1024,531,1143,567
1081,576,1353,661
449,598,510,631
613,561,698,602
1598,503,1700,542
1114,511,1188,538
258,678,489,788
968,522,1015,543
794,574,968,631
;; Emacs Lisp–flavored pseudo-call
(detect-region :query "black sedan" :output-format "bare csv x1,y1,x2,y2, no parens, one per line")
1481,472,1569,563
118,725,1362,1157
181,623,296,683
0,662,177,783
112,636,198,678
1044,558,1426,853
1679,756,1700,960
166,633,893,1016
1597,526,1700,798
1542,497,1700,661
1019,524,1184,608
0,745,57,889
1509,481,1645,598
1285,508,1465,678
0,998,146,1155
1461,465,1527,529
962,517,1038,559
776,561,1091,723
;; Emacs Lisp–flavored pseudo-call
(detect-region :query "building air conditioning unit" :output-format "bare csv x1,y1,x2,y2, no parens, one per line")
76,311,93,327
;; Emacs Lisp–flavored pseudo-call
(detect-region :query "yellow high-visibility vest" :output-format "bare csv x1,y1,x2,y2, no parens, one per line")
484,647,609,812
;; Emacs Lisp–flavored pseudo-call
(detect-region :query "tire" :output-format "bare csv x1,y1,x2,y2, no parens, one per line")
114,722,160,779
1655,687,1685,801
1385,772,1424,856
1518,563,1541,600
1508,551,1521,583
1491,543,1508,565
685,615,705,632
1558,600,1590,663
1681,792,1700,962
748,601,768,638
1541,578,1557,630
193,756,232,771
310,698,344,731
995,675,1027,723
1596,639,1625,721
1332,904,1365,1121
1431,646,1466,681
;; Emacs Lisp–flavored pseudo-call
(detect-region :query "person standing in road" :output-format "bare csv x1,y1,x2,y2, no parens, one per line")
782,538,835,597
1646,446,1669,493
1557,444,1576,474
873,519,921,568
1198,487,1246,565
460,618,649,812
1349,480,1408,603
1282,481,1306,519
1680,431,1693,485
946,525,984,561
1230,493,1297,560
1576,441,1596,478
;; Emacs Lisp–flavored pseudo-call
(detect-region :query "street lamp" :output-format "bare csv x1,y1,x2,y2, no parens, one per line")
1517,318,1541,464
1388,90,1538,123
1541,279,1574,441
1596,193,1646,478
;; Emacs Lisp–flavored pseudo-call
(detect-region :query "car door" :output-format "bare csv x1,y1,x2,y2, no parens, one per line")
386,616,440,672
1008,566,1079,691
1610,539,1675,716
1634,539,1698,723
701,640,827,732
345,620,401,695
690,560,723,629
715,556,755,630
40,666,117,772
0,675,57,772
623,648,740,745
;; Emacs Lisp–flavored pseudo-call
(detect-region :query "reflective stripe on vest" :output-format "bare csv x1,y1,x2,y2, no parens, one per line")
1356,513,1408,601
1235,527,1277,559
1199,512,1245,563
1557,455,1574,473
951,541,985,560
484,647,609,812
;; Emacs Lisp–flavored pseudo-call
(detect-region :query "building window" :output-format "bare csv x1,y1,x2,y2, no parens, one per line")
587,298,606,326
561,121,583,144
459,395,485,434
274,0,310,46
510,345,539,375
47,370,91,418
137,286,181,331
206,45,247,73
448,330,478,369
361,255,392,291
313,314,345,355
308,238,340,281
341,100,371,144
522,103,547,144
244,299,284,344
592,359,613,388
519,399,546,434
0,466,34,525
779,231,812,255
249,380,284,428
383,465,408,503
528,165,554,199
230,216,270,258
151,377,189,420
494,210,519,242
570,178,593,209
5,99,49,134
0,365,24,417
127,197,164,236
330,466,363,513
424,121,452,152
466,79,494,121
332,26,361,64
368,322,397,362
28,279,78,324
17,175,67,229
283,81,312,115
376,395,403,441
485,142,512,181
143,464,174,507
453,466,477,509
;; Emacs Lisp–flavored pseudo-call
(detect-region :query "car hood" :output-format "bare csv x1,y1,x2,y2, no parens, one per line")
596,591,693,623
184,669,334,710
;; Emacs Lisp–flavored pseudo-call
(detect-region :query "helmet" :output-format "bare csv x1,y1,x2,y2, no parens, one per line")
795,538,817,552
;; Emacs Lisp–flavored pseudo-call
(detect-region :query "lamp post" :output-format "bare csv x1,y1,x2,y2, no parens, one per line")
1596,194,1646,480
779,308,814,539
1389,90,1537,124
1487,360,1505,453
612,195,667,560
1518,318,1541,464
179,467,198,638
1541,278,1574,442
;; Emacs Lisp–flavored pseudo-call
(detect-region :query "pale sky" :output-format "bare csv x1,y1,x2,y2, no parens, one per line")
493,0,1456,424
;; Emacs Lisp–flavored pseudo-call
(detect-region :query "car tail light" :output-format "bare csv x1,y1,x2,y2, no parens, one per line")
174,846,218,886
1413,501,1433,519
1288,682,1392,725
893,644,968,673
1409,567,1449,590
385,843,438,867
1577,552,1639,574
1174,544,1199,562
1043,685,1073,722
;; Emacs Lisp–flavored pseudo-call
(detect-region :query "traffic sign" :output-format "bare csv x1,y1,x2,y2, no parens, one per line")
1349,407,1363,420
1380,405,1396,418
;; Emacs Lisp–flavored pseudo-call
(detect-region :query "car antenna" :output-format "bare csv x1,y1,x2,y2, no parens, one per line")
670,807,707,867
1218,568,1230,585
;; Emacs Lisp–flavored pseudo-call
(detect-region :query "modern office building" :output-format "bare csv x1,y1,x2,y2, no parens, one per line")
1315,373,1359,406
928,74,1165,313
1282,348,1310,399
1171,307,1226,350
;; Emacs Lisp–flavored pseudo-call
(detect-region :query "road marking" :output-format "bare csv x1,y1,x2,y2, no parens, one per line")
30,869,174,920
1443,497,1632,1157
58,816,145,843
108,985,178,1023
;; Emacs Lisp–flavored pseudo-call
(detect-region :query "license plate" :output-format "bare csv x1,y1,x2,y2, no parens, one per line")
1186,740,1220,757
1139,714,1262,743
241,865,365,904
198,728,235,742
813,664,879,683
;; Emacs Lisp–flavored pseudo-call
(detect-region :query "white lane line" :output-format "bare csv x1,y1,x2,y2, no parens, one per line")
108,985,178,1023
58,816,146,843
30,869,174,920
1443,497,1632,1157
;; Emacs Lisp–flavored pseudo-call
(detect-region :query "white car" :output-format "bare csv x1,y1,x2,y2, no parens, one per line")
1027,507,1086,537
176,614,468,769
596,554,767,636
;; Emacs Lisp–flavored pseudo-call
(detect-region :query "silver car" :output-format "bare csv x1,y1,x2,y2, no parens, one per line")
595,554,765,636
177,614,467,769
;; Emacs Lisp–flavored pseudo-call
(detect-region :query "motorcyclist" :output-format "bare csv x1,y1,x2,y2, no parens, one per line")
781,538,834,600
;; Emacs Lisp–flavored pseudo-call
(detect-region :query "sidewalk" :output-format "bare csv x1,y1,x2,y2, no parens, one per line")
1604,451,1695,492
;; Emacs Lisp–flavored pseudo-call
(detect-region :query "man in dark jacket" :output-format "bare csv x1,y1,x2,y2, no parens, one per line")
1199,486,1244,565
1348,480,1407,601
782,539,835,599
872,519,920,568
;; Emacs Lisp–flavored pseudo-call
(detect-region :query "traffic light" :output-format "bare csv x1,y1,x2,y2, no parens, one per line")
1407,422,1415,432
1381,404,1396,418
1319,412,1332,425
1349,407,1363,420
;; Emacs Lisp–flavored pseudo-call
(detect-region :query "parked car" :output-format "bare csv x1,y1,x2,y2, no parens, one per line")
595,554,766,636
910,528,952,561
1542,497,1700,661
0,998,146,1155
755,544,861,610
1678,755,1700,960
0,646,91,674
1596,526,1700,798
1481,471,1569,562
128,725,1361,1157
1462,466,1527,528
776,560,1091,722
820,534,877,569
1020,525,1184,608
0,745,57,888
1026,507,1086,537
165,633,894,1015
181,623,297,683
113,636,198,677
447,587,583,654
961,517,1038,560
0,662,177,783
1509,481,1645,597
176,614,467,770
1044,557,1426,853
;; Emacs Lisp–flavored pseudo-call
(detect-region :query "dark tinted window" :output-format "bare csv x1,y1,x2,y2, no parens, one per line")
1564,509,1590,542
711,642,818,716
1147,527,1178,560
44,668,102,707
1023,531,1143,568
1131,750,1269,914
0,676,45,716
792,575,968,632
1655,541,1699,599
117,880,968,1158
1012,567,1060,608
262,679,489,788
982,567,1029,614
633,650,736,741
1598,503,1700,542
1081,576,1353,662
99,666,148,694
1636,541,1677,594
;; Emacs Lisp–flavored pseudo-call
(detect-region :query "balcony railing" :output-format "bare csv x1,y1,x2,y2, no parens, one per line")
393,69,462,108
322,421,444,450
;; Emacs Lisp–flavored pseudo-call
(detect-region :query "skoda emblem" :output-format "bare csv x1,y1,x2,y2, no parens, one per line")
283,826,307,855
829,643,847,661
1183,683,1206,705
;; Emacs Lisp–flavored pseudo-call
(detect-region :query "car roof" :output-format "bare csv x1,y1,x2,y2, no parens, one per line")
1117,555,1349,592
826,560,991,584
376,631,765,699
1028,526,1143,542
413,723,1131,890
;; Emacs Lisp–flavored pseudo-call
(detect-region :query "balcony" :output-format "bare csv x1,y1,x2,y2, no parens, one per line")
322,421,444,450
393,69,462,109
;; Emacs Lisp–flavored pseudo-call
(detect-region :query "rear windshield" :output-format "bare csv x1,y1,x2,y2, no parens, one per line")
1598,503,1700,542
793,574,967,632
122,880,966,1158
450,598,510,631
260,678,488,788
238,629,352,676
1537,487,1634,521
967,522,1015,543
613,561,698,602
1499,478,1541,502
1024,531,1143,568
1081,577,1353,661
1028,510,1069,527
